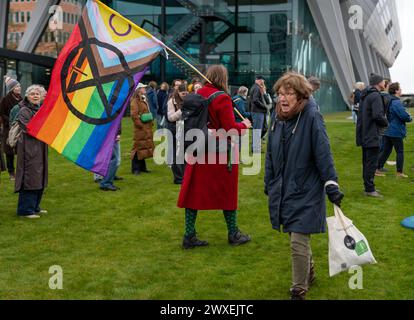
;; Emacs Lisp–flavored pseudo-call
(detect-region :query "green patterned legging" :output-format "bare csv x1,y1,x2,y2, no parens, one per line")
185,208,238,237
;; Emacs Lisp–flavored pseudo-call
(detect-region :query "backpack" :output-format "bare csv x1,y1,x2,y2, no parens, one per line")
181,91,226,155
6,121,22,148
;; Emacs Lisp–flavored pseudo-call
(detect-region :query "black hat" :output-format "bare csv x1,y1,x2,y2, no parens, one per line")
256,75,265,81
369,73,384,86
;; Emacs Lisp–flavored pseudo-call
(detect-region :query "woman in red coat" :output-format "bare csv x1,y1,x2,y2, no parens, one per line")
177,65,252,249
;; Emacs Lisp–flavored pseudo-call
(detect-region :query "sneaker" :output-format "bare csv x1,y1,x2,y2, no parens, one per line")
9,173,15,181
290,288,307,301
364,191,384,198
182,234,209,250
100,185,120,191
375,170,386,177
36,210,48,215
396,172,409,178
21,215,41,219
387,161,397,166
228,230,251,246
378,168,389,173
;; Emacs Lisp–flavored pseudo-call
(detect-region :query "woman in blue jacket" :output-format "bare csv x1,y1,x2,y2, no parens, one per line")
265,72,344,300
378,82,412,178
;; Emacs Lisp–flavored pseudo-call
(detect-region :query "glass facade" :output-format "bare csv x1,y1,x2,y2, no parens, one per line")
111,0,345,111
291,0,344,112
1,0,346,112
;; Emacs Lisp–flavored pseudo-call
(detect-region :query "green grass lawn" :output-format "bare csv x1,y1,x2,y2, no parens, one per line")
1,111,413,300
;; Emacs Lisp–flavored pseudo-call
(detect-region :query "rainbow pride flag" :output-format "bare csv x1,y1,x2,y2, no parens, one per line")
27,0,165,176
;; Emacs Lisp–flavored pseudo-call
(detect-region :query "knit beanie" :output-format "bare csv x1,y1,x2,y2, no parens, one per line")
369,73,384,86
4,76,20,94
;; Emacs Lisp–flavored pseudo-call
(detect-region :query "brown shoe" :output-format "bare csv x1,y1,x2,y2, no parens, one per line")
396,172,409,178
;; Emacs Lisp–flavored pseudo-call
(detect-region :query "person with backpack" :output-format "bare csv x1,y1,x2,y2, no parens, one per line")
356,73,389,198
377,82,412,178
167,84,188,185
177,65,252,249
0,76,23,181
15,85,48,219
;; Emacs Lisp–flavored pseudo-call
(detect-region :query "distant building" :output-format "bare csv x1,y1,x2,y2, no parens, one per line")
0,0,402,113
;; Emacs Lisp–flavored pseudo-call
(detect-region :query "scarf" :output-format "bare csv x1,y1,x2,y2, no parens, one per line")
276,99,307,121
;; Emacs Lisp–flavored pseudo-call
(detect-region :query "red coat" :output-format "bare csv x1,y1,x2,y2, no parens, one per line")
177,84,247,211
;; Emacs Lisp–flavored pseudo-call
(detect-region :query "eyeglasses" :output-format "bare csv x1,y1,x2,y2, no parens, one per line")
278,91,296,98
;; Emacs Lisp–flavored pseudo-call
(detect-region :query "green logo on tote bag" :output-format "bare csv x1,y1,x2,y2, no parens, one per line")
355,240,369,256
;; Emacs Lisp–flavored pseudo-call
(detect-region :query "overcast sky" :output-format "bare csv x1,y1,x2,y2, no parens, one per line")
389,0,414,93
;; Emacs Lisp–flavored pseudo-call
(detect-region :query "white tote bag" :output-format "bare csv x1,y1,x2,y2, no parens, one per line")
327,205,377,277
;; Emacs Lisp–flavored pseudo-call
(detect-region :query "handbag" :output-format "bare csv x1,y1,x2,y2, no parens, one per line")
7,121,23,148
327,205,377,277
140,112,154,123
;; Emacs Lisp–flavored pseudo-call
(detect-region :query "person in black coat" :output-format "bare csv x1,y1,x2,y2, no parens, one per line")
265,72,343,300
250,75,267,153
356,73,388,198
156,82,169,129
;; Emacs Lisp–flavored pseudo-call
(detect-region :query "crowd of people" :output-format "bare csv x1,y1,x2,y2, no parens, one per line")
1,66,412,300
353,73,412,198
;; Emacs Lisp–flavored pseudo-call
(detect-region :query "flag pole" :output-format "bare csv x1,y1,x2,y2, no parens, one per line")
162,44,212,85
161,44,247,122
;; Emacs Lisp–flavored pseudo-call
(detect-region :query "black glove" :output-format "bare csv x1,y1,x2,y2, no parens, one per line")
326,184,344,207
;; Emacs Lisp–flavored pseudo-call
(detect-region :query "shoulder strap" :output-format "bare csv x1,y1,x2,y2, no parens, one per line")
206,91,226,106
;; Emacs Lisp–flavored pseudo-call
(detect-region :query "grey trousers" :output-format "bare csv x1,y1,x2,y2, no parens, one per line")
290,233,314,291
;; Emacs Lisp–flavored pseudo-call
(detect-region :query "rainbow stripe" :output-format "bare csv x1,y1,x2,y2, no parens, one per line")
27,0,164,176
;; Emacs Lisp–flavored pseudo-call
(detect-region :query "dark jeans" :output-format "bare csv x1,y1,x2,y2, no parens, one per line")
6,153,15,174
362,147,380,193
17,189,44,216
378,136,404,173
100,141,120,188
171,132,185,184
132,155,147,173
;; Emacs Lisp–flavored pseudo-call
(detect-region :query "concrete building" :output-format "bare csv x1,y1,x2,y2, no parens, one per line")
0,0,402,112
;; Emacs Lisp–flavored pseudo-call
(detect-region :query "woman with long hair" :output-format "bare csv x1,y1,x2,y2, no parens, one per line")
167,83,188,184
177,65,252,249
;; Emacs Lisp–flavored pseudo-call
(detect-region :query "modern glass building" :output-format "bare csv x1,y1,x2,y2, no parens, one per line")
0,0,402,112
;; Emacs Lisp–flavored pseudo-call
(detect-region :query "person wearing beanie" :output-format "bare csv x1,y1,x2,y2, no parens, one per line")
356,73,388,198
0,76,22,181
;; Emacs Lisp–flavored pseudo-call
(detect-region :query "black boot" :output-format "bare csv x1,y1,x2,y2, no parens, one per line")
182,234,209,250
290,288,307,300
228,230,251,246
